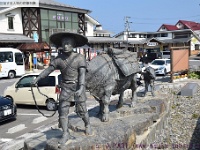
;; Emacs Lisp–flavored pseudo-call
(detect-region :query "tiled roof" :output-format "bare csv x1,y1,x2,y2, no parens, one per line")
17,42,51,52
0,7,7,11
176,20,200,31
39,0,75,8
157,20,200,32
164,24,178,31
157,24,179,31
0,33,34,43
94,30,113,34
87,37,124,43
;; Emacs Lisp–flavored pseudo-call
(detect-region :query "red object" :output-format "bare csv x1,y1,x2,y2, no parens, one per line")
55,85,60,94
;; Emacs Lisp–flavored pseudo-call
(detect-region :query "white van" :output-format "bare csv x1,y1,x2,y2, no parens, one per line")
0,48,25,79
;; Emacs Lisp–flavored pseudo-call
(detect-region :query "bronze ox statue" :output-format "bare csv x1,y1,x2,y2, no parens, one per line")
86,48,140,122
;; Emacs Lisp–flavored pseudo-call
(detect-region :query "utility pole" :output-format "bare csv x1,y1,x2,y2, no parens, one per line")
124,16,132,48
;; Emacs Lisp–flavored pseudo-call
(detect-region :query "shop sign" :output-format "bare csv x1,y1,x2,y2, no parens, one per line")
52,15,69,21
147,42,158,46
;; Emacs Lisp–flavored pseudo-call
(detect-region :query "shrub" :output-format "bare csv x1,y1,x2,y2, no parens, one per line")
188,71,200,79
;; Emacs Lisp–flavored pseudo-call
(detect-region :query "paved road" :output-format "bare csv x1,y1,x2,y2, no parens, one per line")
189,59,200,70
189,55,200,60
0,78,18,95
0,78,100,149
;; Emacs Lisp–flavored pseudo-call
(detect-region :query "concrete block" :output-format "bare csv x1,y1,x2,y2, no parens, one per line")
181,83,199,96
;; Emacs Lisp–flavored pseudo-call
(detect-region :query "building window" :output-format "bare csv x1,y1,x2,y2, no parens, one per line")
174,33,189,39
139,34,147,38
40,9,79,42
195,44,200,50
130,34,136,38
41,9,48,19
161,33,168,37
8,17,14,29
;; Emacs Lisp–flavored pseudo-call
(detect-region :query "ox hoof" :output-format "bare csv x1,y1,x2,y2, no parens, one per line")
101,114,109,122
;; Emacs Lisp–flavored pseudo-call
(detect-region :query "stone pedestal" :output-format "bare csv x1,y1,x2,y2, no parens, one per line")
24,97,167,150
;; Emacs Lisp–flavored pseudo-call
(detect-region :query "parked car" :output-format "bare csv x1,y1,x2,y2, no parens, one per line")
3,71,61,111
0,96,17,123
149,59,171,76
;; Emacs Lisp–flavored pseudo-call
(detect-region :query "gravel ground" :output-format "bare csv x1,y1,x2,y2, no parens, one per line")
150,79,200,150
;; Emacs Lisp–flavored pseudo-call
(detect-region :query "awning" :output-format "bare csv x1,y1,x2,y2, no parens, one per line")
0,33,34,43
129,37,192,45
159,37,192,43
17,42,51,52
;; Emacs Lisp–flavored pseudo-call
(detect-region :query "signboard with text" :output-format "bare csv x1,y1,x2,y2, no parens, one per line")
0,0,39,7
147,42,158,47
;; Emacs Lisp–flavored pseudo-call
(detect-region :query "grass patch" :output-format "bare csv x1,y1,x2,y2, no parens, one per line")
191,113,199,119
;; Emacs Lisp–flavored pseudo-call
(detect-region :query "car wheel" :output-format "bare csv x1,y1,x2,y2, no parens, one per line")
8,71,15,79
46,99,57,111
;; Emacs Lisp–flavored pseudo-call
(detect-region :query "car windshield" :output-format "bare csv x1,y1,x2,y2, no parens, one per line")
163,52,170,55
151,60,165,65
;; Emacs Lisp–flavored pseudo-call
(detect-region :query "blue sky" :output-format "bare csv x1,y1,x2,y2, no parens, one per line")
58,0,200,35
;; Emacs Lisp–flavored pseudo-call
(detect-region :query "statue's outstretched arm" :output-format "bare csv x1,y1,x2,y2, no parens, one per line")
32,65,55,85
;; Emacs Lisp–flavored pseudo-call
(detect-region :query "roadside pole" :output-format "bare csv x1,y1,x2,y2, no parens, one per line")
29,53,32,71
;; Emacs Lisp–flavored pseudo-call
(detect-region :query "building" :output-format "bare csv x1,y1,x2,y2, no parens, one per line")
0,0,92,68
0,0,91,44
114,20,200,59
0,0,123,63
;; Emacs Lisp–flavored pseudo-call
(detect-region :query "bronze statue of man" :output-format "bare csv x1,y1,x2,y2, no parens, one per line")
32,32,92,145
142,61,156,97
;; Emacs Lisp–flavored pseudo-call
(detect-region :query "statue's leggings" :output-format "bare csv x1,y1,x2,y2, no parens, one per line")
58,99,90,134
144,79,155,96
